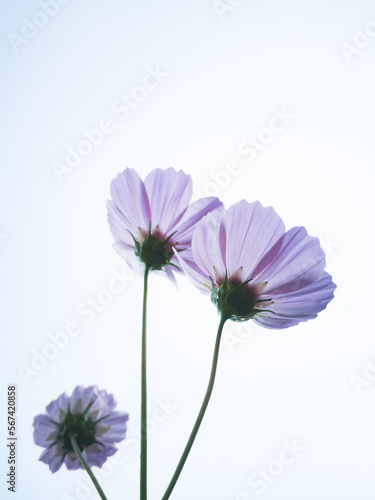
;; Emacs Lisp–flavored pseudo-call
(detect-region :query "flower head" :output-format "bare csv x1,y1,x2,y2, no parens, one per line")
107,168,223,283
33,386,129,473
174,200,336,328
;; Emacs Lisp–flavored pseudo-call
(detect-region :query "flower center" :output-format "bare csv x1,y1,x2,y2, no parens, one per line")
210,270,273,322
132,225,178,271
55,407,101,453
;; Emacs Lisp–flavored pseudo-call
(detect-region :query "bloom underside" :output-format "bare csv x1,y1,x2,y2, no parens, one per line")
174,200,336,328
33,386,128,472
107,168,223,281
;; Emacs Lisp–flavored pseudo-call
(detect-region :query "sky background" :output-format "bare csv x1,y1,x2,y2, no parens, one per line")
1,0,375,499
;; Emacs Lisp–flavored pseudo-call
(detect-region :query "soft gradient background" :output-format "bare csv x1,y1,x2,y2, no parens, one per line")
1,1,374,499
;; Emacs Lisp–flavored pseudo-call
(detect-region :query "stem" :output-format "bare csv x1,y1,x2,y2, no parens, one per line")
70,435,108,500
141,265,150,500
161,315,227,500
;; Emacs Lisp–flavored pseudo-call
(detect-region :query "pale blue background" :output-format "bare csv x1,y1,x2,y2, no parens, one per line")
1,0,375,499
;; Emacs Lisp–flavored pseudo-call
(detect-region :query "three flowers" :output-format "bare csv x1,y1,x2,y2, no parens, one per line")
33,167,336,499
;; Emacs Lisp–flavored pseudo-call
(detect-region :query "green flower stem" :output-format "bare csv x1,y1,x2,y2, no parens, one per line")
161,314,228,500
141,265,150,500
70,434,108,500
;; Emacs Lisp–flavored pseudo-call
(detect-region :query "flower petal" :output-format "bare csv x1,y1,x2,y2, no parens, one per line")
45,392,69,423
254,227,326,294
83,444,117,468
173,248,212,293
39,446,64,473
33,414,58,447
87,390,117,421
253,314,301,329
64,452,82,470
222,200,285,278
173,197,224,247
144,168,192,234
109,169,151,236
107,200,135,246
70,386,99,416
96,412,129,442
112,242,144,276
162,265,179,287
264,271,336,317
191,209,227,283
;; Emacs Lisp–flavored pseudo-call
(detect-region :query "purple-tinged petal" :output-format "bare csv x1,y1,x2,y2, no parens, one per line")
64,453,82,470
33,414,58,447
109,169,151,236
173,248,212,293
173,197,224,246
87,391,117,421
222,200,285,278
97,412,129,442
70,386,99,416
96,389,117,409
144,168,192,234
112,242,145,276
262,272,336,318
107,200,135,246
191,210,226,284
253,314,301,329
253,272,336,329
163,265,179,287
39,446,64,473
83,444,117,468
45,392,69,422
253,227,326,294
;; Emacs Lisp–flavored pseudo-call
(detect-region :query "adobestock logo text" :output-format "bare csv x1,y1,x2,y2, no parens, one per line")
52,65,169,181
17,267,134,385
7,0,72,54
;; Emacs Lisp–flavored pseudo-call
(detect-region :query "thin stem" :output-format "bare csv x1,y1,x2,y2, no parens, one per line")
161,315,227,500
141,265,150,500
70,435,108,500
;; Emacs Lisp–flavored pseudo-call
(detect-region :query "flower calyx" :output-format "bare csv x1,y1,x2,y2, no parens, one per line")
210,272,273,322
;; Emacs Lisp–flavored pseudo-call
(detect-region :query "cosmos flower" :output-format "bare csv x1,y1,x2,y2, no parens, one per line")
174,200,336,328
107,168,223,283
33,386,129,473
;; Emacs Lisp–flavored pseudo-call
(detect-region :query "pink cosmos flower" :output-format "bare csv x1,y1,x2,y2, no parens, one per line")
174,200,336,328
107,168,223,284
33,386,128,473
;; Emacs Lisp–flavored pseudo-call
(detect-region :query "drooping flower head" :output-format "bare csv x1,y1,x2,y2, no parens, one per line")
107,168,223,283
175,200,336,328
33,386,129,473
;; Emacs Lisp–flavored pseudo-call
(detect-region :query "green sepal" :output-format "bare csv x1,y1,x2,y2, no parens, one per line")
55,406,103,454
211,274,271,322
131,227,183,271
